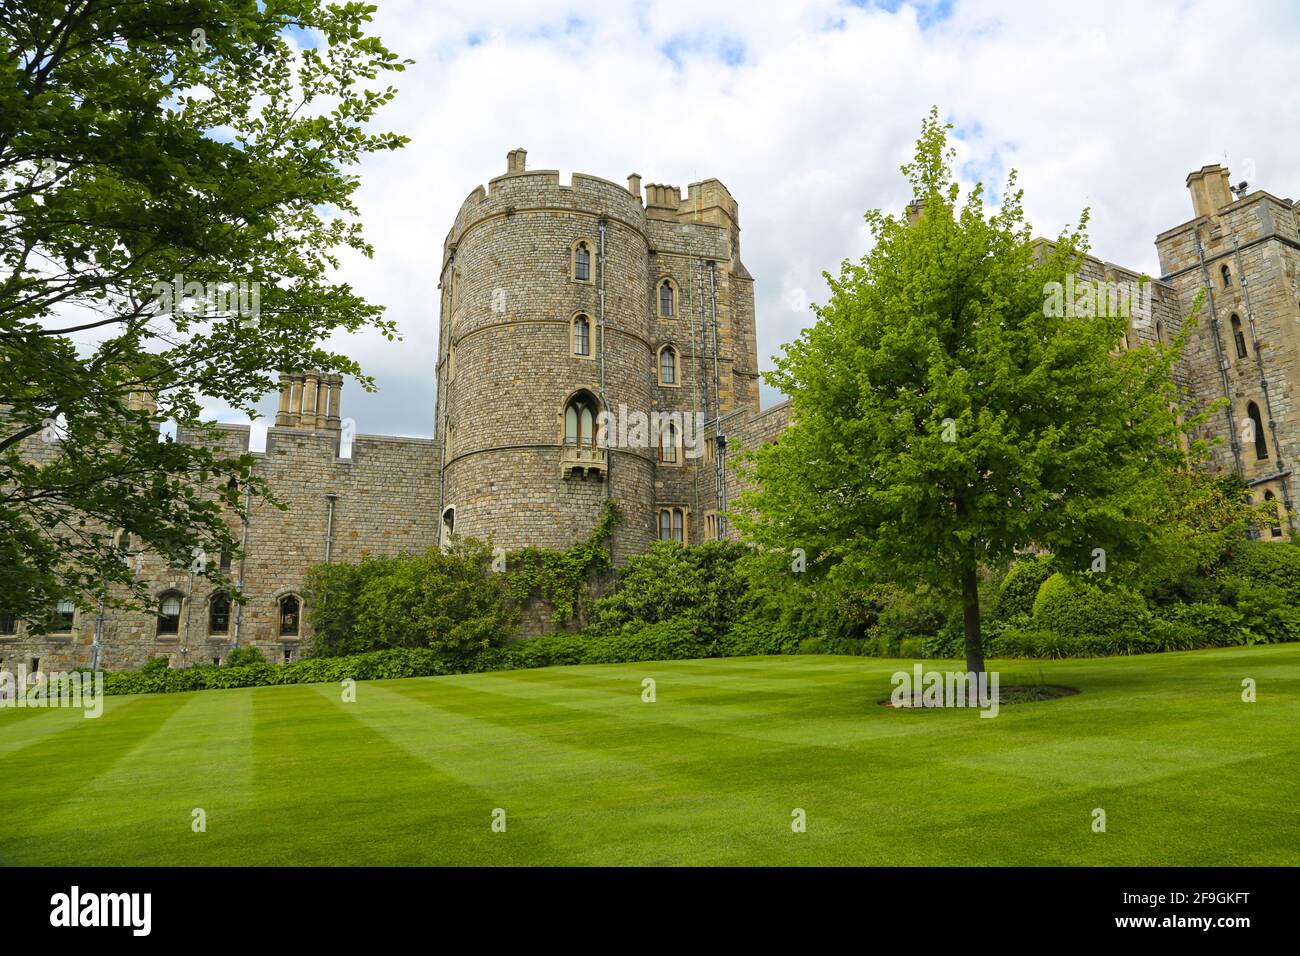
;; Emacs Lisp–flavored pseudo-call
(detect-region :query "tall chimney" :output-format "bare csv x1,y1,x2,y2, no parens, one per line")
326,374,342,431
287,375,304,427
1186,164,1234,219
627,173,642,201
506,147,527,174
301,372,319,431
275,373,293,426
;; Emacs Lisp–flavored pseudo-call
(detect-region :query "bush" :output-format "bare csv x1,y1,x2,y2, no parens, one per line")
590,540,751,637
994,555,1054,619
140,655,170,675
1221,578,1300,645
1154,602,1245,648
1223,540,1300,603
223,646,266,667
1032,572,1148,640
714,610,803,656
306,539,518,657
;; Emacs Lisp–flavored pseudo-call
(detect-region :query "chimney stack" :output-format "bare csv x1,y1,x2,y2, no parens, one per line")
1186,164,1234,219
506,147,527,174
627,173,642,201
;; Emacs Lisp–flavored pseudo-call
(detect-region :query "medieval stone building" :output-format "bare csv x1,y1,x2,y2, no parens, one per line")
1,153,1294,672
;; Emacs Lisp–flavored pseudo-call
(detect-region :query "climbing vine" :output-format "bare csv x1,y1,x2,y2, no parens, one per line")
506,501,622,623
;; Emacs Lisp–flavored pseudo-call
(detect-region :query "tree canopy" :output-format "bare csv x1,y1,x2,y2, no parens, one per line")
0,1,408,627
735,108,1205,673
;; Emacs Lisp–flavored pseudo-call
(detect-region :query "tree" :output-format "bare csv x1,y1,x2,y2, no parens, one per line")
735,108,1200,674
0,1,409,628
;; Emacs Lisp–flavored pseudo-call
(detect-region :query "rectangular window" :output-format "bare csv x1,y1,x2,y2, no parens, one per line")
703,511,719,542
658,507,686,544
0,613,15,636
53,599,75,632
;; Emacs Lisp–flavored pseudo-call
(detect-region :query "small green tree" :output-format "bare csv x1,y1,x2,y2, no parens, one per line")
736,108,1200,674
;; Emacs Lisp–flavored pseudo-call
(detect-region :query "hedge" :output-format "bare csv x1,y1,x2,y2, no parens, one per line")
1031,572,1148,639
994,555,1054,619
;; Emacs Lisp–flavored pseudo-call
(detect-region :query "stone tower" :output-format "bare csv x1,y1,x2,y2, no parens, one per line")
1157,165,1300,538
435,149,760,557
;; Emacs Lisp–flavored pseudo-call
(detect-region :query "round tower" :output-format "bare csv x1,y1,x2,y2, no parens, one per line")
435,149,759,559
436,150,658,558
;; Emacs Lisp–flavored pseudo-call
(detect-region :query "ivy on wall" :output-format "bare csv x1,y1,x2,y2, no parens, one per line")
506,500,622,624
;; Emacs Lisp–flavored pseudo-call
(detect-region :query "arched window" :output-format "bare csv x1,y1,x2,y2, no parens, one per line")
658,279,675,317
659,420,679,464
209,593,231,635
1247,401,1268,460
278,594,301,638
573,241,591,282
564,392,599,448
157,591,182,636
658,345,677,386
1264,491,1283,538
1231,314,1248,359
1221,264,1232,288
572,314,591,356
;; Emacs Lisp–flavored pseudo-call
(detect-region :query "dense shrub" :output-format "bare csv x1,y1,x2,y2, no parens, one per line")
223,646,266,667
715,610,803,656
994,555,1054,619
1223,540,1300,602
304,556,398,656
590,540,751,637
1031,572,1148,639
305,539,517,657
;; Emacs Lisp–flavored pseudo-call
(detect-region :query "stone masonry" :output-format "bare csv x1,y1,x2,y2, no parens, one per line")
2,154,1294,671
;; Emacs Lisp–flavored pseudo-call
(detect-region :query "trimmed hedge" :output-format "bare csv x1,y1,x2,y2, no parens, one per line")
1032,572,1147,639
994,555,1054,619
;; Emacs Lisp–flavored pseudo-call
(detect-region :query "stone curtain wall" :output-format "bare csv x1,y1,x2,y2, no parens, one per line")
0,419,441,671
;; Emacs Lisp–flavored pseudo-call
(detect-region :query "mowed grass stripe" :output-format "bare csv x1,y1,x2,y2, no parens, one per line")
0,694,193,864
380,674,868,865
0,647,1296,865
11,689,259,866
244,682,567,865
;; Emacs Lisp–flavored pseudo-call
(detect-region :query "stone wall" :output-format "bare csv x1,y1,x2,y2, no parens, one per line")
0,411,441,672
1156,166,1300,537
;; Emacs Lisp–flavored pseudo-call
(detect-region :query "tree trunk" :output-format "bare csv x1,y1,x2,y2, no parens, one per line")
961,559,985,675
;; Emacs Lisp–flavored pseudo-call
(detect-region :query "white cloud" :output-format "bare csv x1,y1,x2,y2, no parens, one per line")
239,0,1300,432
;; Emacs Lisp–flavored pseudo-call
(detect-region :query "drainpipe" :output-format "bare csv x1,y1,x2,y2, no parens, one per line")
181,566,195,666
231,466,252,650
91,540,107,671
1232,235,1295,532
598,217,615,574
708,260,727,538
324,493,338,562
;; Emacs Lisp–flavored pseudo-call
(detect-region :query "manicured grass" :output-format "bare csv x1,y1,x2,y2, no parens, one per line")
2,646,1298,865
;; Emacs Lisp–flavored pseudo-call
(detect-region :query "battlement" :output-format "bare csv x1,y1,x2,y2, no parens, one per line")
443,150,740,264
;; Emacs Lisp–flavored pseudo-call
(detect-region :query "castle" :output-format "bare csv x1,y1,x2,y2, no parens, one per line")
2,152,1296,672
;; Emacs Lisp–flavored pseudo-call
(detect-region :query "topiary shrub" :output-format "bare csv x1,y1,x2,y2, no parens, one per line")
1031,572,1148,640
994,554,1054,619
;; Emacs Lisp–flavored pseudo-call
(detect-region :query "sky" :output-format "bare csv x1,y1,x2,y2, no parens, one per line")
224,0,1300,439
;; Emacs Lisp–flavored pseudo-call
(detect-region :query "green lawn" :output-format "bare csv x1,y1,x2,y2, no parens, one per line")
2,645,1298,866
